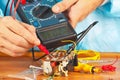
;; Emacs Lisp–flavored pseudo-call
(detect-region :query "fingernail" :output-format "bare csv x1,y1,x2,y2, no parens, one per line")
34,39,40,45
53,5,60,13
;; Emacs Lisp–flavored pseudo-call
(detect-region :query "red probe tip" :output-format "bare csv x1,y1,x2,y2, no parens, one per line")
38,44,49,55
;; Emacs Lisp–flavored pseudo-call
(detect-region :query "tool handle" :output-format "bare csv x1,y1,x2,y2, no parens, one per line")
38,44,49,54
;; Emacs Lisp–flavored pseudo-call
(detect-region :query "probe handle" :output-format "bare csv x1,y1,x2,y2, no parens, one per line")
38,44,49,55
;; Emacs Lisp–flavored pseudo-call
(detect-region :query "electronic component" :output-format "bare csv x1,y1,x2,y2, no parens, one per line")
74,62,102,74
14,0,77,50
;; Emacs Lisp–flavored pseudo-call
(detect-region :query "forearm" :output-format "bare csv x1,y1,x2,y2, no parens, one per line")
78,0,104,14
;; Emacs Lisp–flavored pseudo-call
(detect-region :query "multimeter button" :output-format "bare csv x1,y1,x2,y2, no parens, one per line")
32,21,39,27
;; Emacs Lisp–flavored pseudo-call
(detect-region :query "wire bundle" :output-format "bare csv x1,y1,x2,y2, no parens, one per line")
4,0,22,18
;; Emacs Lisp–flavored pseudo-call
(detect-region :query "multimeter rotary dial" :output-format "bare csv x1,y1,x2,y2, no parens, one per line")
32,5,53,19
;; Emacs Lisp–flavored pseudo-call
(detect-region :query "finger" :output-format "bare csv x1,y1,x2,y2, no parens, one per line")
67,1,86,27
0,48,25,57
3,17,40,45
0,38,27,57
19,21,36,35
68,0,104,27
0,38,28,54
0,24,34,48
52,0,78,13
20,22,40,43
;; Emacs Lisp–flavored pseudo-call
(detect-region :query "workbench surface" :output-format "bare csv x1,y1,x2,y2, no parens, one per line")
0,52,120,80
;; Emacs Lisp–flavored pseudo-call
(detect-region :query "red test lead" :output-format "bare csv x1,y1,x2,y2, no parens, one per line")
38,44,50,55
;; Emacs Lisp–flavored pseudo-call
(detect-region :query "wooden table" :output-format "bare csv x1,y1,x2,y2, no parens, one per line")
0,52,120,80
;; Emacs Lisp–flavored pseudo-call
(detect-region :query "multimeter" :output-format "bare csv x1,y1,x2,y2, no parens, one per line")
14,0,77,50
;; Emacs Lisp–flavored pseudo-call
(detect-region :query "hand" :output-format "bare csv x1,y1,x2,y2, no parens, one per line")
52,0,104,27
0,16,40,57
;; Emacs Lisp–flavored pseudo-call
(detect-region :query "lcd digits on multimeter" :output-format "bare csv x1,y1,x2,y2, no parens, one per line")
15,0,77,50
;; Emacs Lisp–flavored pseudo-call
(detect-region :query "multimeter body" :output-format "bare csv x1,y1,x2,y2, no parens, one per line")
15,0,77,50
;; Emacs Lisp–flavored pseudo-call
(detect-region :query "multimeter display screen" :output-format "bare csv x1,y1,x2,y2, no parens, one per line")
40,26,71,41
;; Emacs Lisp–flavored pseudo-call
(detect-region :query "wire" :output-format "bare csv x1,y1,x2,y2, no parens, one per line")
31,47,56,61
31,48,47,61
76,30,85,36
76,50,100,60
10,0,14,15
101,56,118,72
63,21,98,66
66,21,98,54
4,0,10,16
61,40,77,50
13,0,21,18
76,21,98,45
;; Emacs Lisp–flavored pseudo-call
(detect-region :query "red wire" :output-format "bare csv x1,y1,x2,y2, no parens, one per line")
10,0,26,18
10,0,14,15
110,56,118,65
101,56,118,72
13,0,21,19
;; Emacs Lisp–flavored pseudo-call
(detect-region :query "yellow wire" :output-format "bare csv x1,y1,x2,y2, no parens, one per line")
52,50,100,61
52,40,100,61
73,50,100,60
61,40,76,50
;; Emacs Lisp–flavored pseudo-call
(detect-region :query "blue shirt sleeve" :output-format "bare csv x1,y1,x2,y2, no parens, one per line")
0,0,13,16
0,9,3,17
100,0,120,17
0,0,7,14
75,0,120,52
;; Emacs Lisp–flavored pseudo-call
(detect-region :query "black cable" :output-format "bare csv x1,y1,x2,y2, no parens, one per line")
65,21,98,66
4,0,10,16
31,48,47,61
76,30,85,36
31,47,56,61
76,21,98,44
66,21,98,54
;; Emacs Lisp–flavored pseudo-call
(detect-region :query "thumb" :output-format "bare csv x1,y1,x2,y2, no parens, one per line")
52,0,78,13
